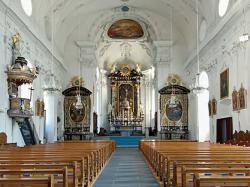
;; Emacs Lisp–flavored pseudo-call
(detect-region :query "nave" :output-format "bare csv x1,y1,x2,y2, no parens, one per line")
2,137,250,187
93,148,160,187
1,0,250,186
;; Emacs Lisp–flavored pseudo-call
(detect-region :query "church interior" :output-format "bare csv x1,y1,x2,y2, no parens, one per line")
1,0,250,186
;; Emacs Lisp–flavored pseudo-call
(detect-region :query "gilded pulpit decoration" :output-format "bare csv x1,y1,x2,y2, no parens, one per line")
62,77,92,136
6,33,38,121
159,74,190,139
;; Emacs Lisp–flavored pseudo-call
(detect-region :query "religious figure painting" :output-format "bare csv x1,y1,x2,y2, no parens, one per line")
238,84,247,110
69,101,85,123
108,19,144,39
118,84,134,111
212,98,217,115
166,98,183,122
232,88,238,111
220,68,229,99
208,100,212,116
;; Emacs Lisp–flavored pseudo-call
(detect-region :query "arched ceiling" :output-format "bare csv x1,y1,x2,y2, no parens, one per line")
31,0,233,67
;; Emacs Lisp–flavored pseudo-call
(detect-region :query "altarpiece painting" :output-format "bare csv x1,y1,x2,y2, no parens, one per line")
220,68,229,99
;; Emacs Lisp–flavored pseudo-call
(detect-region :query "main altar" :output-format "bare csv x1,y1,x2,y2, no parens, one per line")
108,64,144,135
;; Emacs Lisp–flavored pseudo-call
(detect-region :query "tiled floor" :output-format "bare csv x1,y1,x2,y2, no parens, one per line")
93,148,160,187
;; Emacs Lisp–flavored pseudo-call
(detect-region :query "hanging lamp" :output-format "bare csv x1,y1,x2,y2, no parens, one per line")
169,5,176,105
190,0,207,94
75,13,83,110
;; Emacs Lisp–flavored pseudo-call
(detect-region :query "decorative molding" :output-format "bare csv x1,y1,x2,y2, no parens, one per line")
184,0,250,68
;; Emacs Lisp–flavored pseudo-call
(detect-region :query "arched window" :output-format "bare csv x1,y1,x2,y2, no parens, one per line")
218,0,230,17
20,0,32,16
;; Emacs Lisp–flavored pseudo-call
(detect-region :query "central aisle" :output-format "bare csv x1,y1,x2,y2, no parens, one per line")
93,148,160,187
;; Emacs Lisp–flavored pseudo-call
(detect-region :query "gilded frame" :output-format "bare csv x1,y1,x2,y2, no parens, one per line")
220,68,229,99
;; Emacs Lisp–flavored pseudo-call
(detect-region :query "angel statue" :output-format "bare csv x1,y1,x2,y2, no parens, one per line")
12,33,24,59
136,63,141,73
110,64,116,73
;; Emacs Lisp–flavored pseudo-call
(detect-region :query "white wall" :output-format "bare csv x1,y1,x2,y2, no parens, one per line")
0,0,66,146
185,7,250,142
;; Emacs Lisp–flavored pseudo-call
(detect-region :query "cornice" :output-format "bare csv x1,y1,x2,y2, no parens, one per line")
184,0,250,68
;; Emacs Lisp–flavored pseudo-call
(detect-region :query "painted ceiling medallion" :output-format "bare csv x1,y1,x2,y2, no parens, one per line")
108,19,144,39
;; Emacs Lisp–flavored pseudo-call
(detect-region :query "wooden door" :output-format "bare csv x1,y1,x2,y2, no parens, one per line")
216,117,233,143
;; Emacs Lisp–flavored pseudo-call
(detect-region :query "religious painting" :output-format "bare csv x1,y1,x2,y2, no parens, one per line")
166,98,183,122
232,88,238,111
208,100,212,116
220,68,229,99
35,99,41,116
40,101,45,117
69,101,85,123
212,98,217,115
108,19,144,39
238,84,247,110
118,84,134,112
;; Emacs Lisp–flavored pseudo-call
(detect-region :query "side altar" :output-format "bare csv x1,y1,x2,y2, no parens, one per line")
108,64,144,135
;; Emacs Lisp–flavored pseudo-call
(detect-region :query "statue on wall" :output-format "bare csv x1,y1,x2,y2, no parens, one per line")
12,32,24,59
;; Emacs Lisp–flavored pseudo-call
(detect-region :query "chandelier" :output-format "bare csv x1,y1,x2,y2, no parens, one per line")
74,11,84,111
169,5,176,105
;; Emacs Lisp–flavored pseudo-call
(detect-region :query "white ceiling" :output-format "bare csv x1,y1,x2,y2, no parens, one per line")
30,0,234,68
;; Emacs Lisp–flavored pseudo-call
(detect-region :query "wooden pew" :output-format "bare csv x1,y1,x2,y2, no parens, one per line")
0,167,68,187
0,175,55,187
0,140,115,187
140,140,250,187
173,162,250,187
0,163,77,187
182,167,250,187
193,173,250,187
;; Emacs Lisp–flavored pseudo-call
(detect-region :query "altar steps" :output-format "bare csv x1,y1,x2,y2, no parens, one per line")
93,136,144,148
110,136,144,148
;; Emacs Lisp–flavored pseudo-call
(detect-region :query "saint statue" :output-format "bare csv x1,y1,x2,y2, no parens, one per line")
12,33,24,59
136,63,141,73
121,89,130,109
110,64,116,73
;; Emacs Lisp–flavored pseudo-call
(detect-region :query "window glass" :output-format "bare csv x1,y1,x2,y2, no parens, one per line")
219,0,229,17
21,0,32,16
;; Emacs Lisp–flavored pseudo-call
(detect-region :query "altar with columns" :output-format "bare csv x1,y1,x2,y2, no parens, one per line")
108,64,144,135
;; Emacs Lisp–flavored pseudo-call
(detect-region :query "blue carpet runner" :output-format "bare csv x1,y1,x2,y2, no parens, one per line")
110,136,144,147
93,148,160,187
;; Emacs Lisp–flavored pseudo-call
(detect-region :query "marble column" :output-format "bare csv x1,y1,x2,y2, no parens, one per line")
44,91,58,143
196,90,210,142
